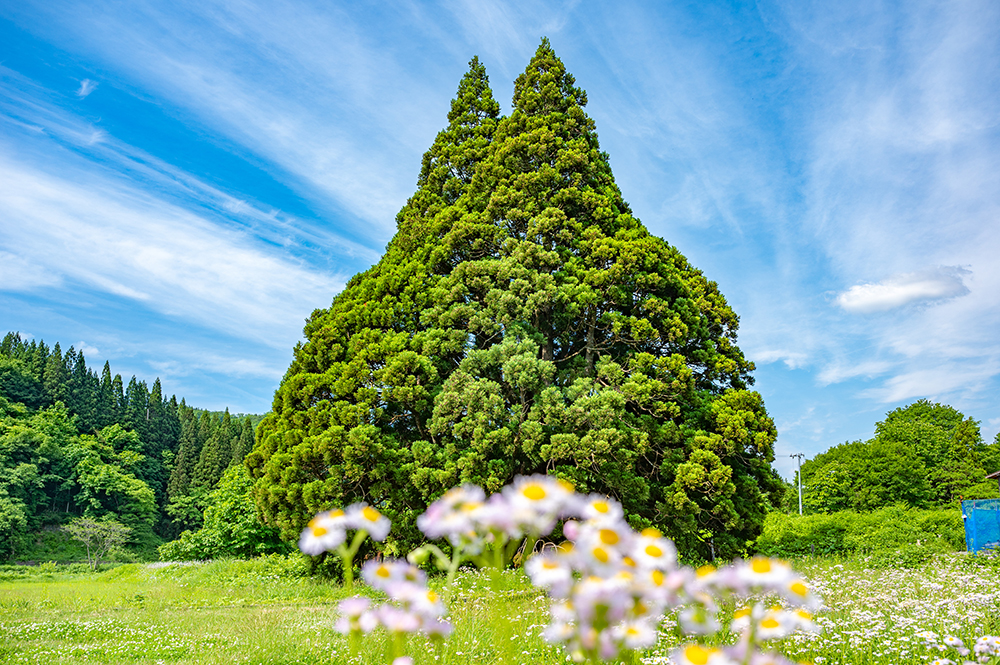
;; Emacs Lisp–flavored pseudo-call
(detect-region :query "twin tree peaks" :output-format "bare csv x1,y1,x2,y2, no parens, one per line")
247,40,780,559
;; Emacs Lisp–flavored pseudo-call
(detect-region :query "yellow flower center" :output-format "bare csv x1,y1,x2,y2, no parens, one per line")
311,526,328,537
542,560,560,569
426,590,439,602
645,544,663,558
592,547,609,563
790,581,809,597
734,607,751,619
626,627,640,636
557,479,575,492
622,556,636,568
752,558,772,574
684,644,713,665
523,484,546,501
796,609,812,620
593,500,609,513
330,509,345,517
599,529,619,545
362,506,381,522
376,566,391,578
651,570,664,586
761,617,780,629
696,564,716,577
641,527,662,538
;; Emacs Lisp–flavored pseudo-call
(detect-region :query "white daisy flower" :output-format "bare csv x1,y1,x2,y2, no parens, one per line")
416,484,486,546
361,559,426,592
614,618,658,650
573,493,625,523
778,577,821,610
298,509,347,555
345,502,391,541
631,527,677,571
735,557,795,590
525,552,574,597
670,643,738,665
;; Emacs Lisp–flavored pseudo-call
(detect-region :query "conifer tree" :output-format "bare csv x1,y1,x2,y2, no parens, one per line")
28,340,48,383
98,362,115,428
193,412,230,492
43,342,69,405
0,332,18,357
165,405,205,533
231,417,255,466
69,351,100,432
123,377,148,436
167,406,198,500
111,374,125,424
247,42,781,559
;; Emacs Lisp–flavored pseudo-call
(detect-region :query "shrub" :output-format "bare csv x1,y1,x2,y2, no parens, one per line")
756,505,965,565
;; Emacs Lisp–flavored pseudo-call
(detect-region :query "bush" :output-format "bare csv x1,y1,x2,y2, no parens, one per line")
756,505,965,565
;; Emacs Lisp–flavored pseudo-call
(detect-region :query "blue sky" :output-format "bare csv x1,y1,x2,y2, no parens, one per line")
2,0,998,478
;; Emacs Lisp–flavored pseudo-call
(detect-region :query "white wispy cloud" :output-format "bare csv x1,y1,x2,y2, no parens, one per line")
861,360,1000,404
817,359,892,385
753,0,1000,412
751,349,810,369
76,78,97,98
12,0,464,241
0,149,345,348
836,266,971,313
0,251,62,291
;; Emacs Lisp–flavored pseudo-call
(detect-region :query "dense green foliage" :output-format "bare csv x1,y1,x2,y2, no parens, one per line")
159,465,288,561
248,42,782,560
756,506,966,566
800,400,1000,514
0,332,260,561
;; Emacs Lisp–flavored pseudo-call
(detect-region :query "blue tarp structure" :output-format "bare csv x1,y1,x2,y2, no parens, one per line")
962,499,1000,554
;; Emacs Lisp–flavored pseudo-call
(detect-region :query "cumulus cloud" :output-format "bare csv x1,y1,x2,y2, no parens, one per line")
76,79,97,98
75,341,100,357
835,266,971,313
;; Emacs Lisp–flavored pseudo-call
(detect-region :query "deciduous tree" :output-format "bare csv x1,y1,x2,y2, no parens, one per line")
62,516,131,570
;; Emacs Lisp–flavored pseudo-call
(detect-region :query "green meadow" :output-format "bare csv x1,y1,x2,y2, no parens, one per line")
2,552,998,665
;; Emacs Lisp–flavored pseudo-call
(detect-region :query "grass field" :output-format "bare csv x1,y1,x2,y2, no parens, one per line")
1,553,998,665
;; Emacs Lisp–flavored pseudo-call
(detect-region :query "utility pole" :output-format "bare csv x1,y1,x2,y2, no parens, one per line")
789,453,804,515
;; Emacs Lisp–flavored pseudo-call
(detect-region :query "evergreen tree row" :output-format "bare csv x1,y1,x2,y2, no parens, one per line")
0,332,255,556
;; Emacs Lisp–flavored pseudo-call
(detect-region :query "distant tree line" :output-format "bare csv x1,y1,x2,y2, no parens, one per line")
0,332,256,559
798,400,1000,514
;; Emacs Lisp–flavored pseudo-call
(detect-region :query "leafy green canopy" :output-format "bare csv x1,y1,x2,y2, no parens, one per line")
800,399,1000,514
247,42,782,560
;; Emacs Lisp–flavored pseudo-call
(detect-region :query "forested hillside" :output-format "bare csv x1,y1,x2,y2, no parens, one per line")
0,332,256,559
